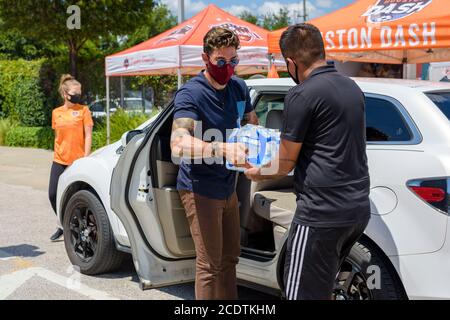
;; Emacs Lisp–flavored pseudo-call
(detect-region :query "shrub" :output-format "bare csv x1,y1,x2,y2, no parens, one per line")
0,118,14,146
5,126,54,150
92,130,107,151
91,108,151,150
14,78,47,126
0,59,56,126
4,109,153,151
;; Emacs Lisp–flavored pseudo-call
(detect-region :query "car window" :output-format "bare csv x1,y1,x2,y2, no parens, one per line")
365,97,412,142
90,100,119,112
253,92,413,143
124,100,141,109
254,94,286,127
426,92,450,121
90,102,105,112
124,99,151,111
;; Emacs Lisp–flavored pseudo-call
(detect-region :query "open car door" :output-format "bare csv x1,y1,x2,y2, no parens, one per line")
110,103,196,290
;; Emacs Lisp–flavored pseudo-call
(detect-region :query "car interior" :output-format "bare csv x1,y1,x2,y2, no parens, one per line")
146,93,296,262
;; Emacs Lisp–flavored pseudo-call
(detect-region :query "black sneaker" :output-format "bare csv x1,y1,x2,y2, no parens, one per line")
50,228,64,241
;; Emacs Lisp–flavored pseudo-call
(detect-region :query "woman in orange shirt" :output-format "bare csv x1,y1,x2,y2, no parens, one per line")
49,74,94,241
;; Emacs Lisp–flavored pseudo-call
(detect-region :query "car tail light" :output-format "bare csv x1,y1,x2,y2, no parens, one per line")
407,178,449,214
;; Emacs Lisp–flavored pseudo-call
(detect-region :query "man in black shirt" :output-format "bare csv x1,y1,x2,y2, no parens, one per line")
245,23,370,300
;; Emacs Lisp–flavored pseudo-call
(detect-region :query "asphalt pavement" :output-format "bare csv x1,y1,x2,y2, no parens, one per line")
0,146,274,300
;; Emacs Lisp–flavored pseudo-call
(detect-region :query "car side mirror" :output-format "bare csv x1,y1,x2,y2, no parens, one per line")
121,130,143,147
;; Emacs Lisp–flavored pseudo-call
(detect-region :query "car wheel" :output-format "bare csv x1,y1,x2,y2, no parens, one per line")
63,190,125,275
277,238,407,300
335,239,407,300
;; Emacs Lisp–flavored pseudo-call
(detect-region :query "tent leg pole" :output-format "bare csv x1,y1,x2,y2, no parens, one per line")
106,76,110,145
120,76,124,107
178,69,183,89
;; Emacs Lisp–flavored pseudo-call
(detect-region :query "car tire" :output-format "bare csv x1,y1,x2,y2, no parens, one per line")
335,238,407,300
63,190,126,275
277,237,407,300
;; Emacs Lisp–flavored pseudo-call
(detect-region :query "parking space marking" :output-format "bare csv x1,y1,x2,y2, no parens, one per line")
0,267,119,300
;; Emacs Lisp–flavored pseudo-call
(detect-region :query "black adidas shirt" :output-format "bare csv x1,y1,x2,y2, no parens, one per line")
281,62,371,228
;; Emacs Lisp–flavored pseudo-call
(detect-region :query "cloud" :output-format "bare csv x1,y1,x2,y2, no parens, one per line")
225,5,251,17
224,1,326,22
161,0,330,21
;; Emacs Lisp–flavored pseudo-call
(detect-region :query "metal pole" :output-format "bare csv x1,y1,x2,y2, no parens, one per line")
142,84,146,114
302,0,308,22
106,76,110,145
178,0,185,24
177,69,183,89
120,76,125,108
178,0,185,89
403,54,408,79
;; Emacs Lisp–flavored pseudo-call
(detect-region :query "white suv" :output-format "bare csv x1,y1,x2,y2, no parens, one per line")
56,78,450,300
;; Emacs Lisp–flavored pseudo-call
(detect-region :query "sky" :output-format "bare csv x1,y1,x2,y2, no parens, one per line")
160,0,356,22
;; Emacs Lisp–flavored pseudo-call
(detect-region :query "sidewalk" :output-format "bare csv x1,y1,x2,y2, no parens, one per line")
0,147,53,191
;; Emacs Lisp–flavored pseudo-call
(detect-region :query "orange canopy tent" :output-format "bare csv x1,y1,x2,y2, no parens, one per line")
106,4,284,77
104,4,285,143
268,0,450,64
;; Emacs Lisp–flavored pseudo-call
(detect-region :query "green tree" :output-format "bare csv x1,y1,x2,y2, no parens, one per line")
239,11,259,25
136,75,178,109
261,8,290,31
0,0,155,77
123,4,177,48
116,4,178,109
0,18,54,60
238,8,290,31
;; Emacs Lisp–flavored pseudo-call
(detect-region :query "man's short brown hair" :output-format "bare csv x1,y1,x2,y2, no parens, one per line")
279,23,325,67
203,27,240,55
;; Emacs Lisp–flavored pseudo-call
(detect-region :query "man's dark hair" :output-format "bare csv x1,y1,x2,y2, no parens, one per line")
203,27,240,55
279,23,325,67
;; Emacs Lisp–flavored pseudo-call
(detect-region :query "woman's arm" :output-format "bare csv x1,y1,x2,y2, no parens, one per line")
84,125,93,157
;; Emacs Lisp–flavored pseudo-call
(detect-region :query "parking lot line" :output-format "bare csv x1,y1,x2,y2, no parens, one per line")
0,267,119,300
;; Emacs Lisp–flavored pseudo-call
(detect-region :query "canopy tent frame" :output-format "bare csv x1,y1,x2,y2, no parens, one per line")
104,4,285,144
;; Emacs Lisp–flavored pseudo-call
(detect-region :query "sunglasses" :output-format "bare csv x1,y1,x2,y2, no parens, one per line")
214,57,240,68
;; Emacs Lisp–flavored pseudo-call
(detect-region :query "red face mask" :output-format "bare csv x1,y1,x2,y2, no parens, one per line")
207,60,235,85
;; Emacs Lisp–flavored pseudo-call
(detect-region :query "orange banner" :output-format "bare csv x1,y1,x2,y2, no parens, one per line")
268,0,450,64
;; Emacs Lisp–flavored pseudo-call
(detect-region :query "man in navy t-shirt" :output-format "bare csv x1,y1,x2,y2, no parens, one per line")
170,27,258,300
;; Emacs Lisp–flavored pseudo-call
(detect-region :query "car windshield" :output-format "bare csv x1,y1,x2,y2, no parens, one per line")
124,99,151,111
426,91,450,121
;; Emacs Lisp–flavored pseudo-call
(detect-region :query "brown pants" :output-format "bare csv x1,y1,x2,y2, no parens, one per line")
179,190,241,300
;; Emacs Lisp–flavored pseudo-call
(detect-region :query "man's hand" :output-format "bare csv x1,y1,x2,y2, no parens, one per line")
221,142,249,167
244,166,265,181
243,111,259,126
245,138,303,181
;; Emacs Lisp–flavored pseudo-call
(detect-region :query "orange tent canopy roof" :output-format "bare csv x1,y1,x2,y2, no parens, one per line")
105,4,287,76
268,0,450,64
110,4,270,57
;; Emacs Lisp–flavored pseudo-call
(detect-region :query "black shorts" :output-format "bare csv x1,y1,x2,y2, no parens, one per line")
283,219,369,300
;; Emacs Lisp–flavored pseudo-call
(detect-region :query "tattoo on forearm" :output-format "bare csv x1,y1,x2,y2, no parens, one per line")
172,118,195,136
